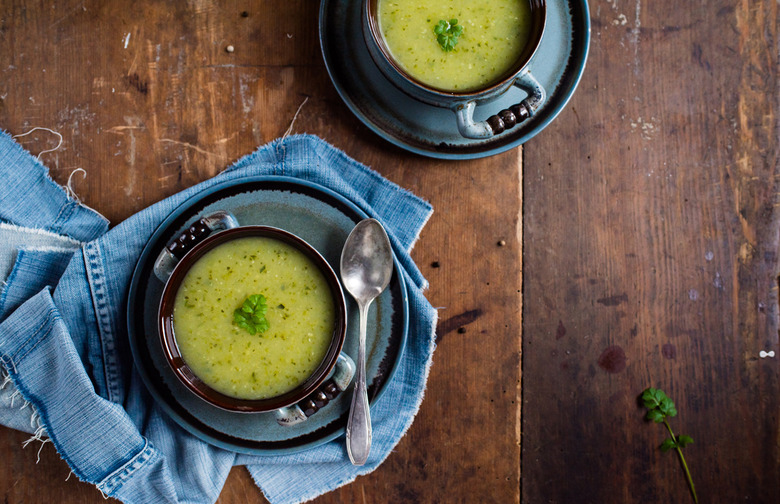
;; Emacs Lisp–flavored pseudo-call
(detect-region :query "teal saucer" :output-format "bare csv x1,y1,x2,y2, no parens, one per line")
126,176,408,455
319,0,590,159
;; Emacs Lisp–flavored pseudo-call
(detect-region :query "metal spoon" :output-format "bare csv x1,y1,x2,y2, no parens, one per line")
340,218,394,465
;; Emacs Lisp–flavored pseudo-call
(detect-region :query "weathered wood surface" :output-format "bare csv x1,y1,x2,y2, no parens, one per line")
523,1,779,503
0,1,777,503
0,1,521,503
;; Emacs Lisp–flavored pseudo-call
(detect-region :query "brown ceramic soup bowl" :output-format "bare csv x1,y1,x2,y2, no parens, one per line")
153,211,353,423
363,0,547,139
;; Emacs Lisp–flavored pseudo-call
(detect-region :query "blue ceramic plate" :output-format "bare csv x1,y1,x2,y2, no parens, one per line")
319,0,591,159
127,176,409,455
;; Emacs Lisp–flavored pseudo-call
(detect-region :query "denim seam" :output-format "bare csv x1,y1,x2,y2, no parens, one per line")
97,438,157,496
13,314,59,364
83,243,121,403
48,199,76,236
0,319,42,373
3,305,59,364
1,333,98,484
271,137,285,176
0,247,22,316
2,301,149,488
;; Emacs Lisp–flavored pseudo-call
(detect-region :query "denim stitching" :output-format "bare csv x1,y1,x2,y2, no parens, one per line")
16,320,52,362
48,199,76,236
48,200,69,230
4,305,59,364
97,439,156,495
0,354,16,375
13,311,61,364
0,347,92,482
0,248,22,316
3,313,149,486
281,140,286,175
83,243,121,403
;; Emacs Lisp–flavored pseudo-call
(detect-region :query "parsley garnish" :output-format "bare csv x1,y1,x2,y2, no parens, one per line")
641,387,698,503
233,294,269,335
434,19,463,52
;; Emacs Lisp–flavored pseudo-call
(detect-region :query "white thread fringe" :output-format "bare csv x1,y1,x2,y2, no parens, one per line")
65,168,87,203
2,360,49,459
8,388,21,408
0,371,11,390
12,127,64,160
282,96,309,139
3,356,18,375
22,423,51,464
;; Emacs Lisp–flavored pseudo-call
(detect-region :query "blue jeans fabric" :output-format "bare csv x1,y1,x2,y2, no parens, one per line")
0,132,436,504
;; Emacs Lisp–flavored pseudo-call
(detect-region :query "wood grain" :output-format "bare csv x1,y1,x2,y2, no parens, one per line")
523,1,779,502
1,0,777,503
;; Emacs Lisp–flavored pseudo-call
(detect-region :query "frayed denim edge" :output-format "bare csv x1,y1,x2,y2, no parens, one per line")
96,438,158,498
0,312,152,499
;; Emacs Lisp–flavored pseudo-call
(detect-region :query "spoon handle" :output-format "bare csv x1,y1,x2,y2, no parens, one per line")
346,301,372,465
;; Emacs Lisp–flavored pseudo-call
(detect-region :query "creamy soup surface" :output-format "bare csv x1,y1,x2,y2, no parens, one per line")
378,0,532,92
172,236,335,400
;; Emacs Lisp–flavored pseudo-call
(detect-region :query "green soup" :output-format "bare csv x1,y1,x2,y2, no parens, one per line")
378,0,533,92
172,236,335,400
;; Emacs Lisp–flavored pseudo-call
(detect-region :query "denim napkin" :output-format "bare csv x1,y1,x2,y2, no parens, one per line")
0,131,436,504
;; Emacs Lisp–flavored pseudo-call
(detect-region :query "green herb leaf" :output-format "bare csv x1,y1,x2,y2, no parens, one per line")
641,387,698,503
660,438,677,452
641,387,663,409
646,409,665,423
434,19,463,52
678,435,694,448
233,294,269,335
660,396,677,417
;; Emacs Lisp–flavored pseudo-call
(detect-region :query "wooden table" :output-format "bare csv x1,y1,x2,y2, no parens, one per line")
0,1,777,502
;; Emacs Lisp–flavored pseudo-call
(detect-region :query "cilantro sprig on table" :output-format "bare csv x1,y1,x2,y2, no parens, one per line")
434,19,463,52
641,387,698,503
233,294,269,335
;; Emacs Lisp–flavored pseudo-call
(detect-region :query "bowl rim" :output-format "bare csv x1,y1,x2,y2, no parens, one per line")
157,225,348,413
364,0,548,98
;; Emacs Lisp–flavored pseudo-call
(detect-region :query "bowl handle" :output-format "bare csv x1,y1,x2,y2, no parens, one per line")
153,210,239,282
453,69,546,139
275,353,356,426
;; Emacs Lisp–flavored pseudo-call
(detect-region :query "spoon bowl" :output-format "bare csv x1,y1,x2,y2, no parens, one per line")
341,232,393,303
